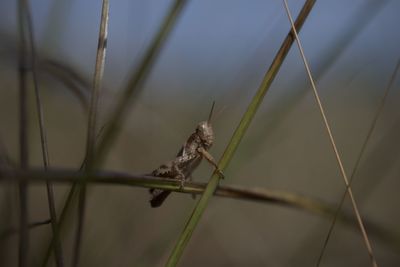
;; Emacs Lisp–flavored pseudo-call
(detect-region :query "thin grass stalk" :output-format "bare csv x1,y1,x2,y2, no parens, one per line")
1,170,399,251
85,0,109,170
2,170,334,212
165,1,317,266
42,183,78,267
0,169,399,249
282,1,378,266
23,1,64,266
72,187,85,267
72,1,109,266
17,1,29,266
0,148,14,267
316,58,400,266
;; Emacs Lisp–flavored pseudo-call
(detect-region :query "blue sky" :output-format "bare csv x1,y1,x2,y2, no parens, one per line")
1,0,399,95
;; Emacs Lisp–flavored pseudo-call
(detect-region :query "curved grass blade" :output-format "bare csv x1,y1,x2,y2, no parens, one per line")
165,1,317,266
40,59,90,110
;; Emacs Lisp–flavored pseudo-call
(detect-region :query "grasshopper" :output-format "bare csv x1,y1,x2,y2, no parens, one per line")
149,102,224,207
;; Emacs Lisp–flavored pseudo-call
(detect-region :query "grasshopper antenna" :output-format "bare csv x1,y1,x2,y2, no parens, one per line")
207,101,216,123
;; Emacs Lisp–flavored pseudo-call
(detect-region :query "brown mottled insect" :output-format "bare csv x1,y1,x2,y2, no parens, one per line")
149,102,224,207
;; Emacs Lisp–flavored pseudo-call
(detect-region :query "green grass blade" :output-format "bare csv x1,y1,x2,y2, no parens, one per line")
165,1,317,266
3,169,399,252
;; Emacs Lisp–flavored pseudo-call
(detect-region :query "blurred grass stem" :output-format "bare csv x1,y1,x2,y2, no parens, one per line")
17,0,29,266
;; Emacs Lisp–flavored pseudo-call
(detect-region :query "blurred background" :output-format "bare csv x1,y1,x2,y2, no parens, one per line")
1,0,400,266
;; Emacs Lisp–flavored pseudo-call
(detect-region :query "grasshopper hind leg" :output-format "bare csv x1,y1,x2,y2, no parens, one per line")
150,188,171,208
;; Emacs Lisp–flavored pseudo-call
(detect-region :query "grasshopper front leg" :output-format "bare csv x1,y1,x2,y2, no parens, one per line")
197,147,225,179
172,162,186,189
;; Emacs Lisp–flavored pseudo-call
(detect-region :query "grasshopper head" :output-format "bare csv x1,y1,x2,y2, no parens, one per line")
196,101,215,148
196,121,214,148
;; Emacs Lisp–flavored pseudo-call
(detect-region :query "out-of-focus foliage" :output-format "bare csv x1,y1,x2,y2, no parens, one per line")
0,1,399,266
